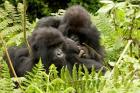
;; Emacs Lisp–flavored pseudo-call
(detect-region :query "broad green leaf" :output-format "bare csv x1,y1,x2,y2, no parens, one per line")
97,4,114,13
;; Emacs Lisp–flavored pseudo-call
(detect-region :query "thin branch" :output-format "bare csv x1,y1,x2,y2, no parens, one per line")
109,40,133,78
0,33,21,86
22,0,33,57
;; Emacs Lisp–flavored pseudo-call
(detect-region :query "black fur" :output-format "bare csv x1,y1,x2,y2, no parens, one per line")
3,47,34,77
59,5,104,61
59,5,105,73
29,27,67,72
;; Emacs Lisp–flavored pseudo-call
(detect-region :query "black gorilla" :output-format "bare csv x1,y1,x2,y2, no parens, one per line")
29,27,68,72
3,47,34,77
59,5,105,64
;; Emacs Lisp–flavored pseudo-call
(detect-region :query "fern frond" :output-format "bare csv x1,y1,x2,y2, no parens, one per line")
0,61,11,78
1,25,22,36
48,64,59,80
0,78,14,93
0,1,33,47
0,60,14,93
63,67,72,82
0,8,8,19
0,19,13,30
72,64,77,81
4,1,19,22
21,60,45,91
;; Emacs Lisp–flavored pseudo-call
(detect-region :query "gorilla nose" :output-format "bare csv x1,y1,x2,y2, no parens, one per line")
56,49,64,58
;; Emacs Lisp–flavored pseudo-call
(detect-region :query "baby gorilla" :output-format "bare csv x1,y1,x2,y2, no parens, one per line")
59,5,105,63
29,27,67,72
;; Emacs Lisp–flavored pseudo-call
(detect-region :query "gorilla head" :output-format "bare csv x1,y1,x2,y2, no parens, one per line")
62,5,91,27
29,27,67,71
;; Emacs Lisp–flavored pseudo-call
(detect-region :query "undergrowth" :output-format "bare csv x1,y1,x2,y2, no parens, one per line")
0,1,140,93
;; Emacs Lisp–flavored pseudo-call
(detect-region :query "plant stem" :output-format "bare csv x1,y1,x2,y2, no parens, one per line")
22,0,33,57
109,40,133,79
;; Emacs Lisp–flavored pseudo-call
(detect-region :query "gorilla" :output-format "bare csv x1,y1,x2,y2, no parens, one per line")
58,5,105,64
29,27,68,72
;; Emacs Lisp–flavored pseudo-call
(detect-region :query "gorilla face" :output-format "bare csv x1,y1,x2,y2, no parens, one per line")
29,27,67,70
46,41,66,66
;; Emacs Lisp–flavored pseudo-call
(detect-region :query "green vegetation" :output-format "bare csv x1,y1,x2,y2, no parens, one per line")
0,0,140,93
0,0,101,21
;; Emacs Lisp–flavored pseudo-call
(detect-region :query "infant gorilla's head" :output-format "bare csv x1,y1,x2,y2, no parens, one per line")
29,27,67,71
63,5,91,27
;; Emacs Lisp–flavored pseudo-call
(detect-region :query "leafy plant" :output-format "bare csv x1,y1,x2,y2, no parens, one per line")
0,60,14,93
0,1,33,47
94,0,140,63
0,1,140,93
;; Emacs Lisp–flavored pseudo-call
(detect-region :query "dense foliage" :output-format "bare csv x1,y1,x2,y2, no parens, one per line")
0,0,100,21
0,0,140,93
